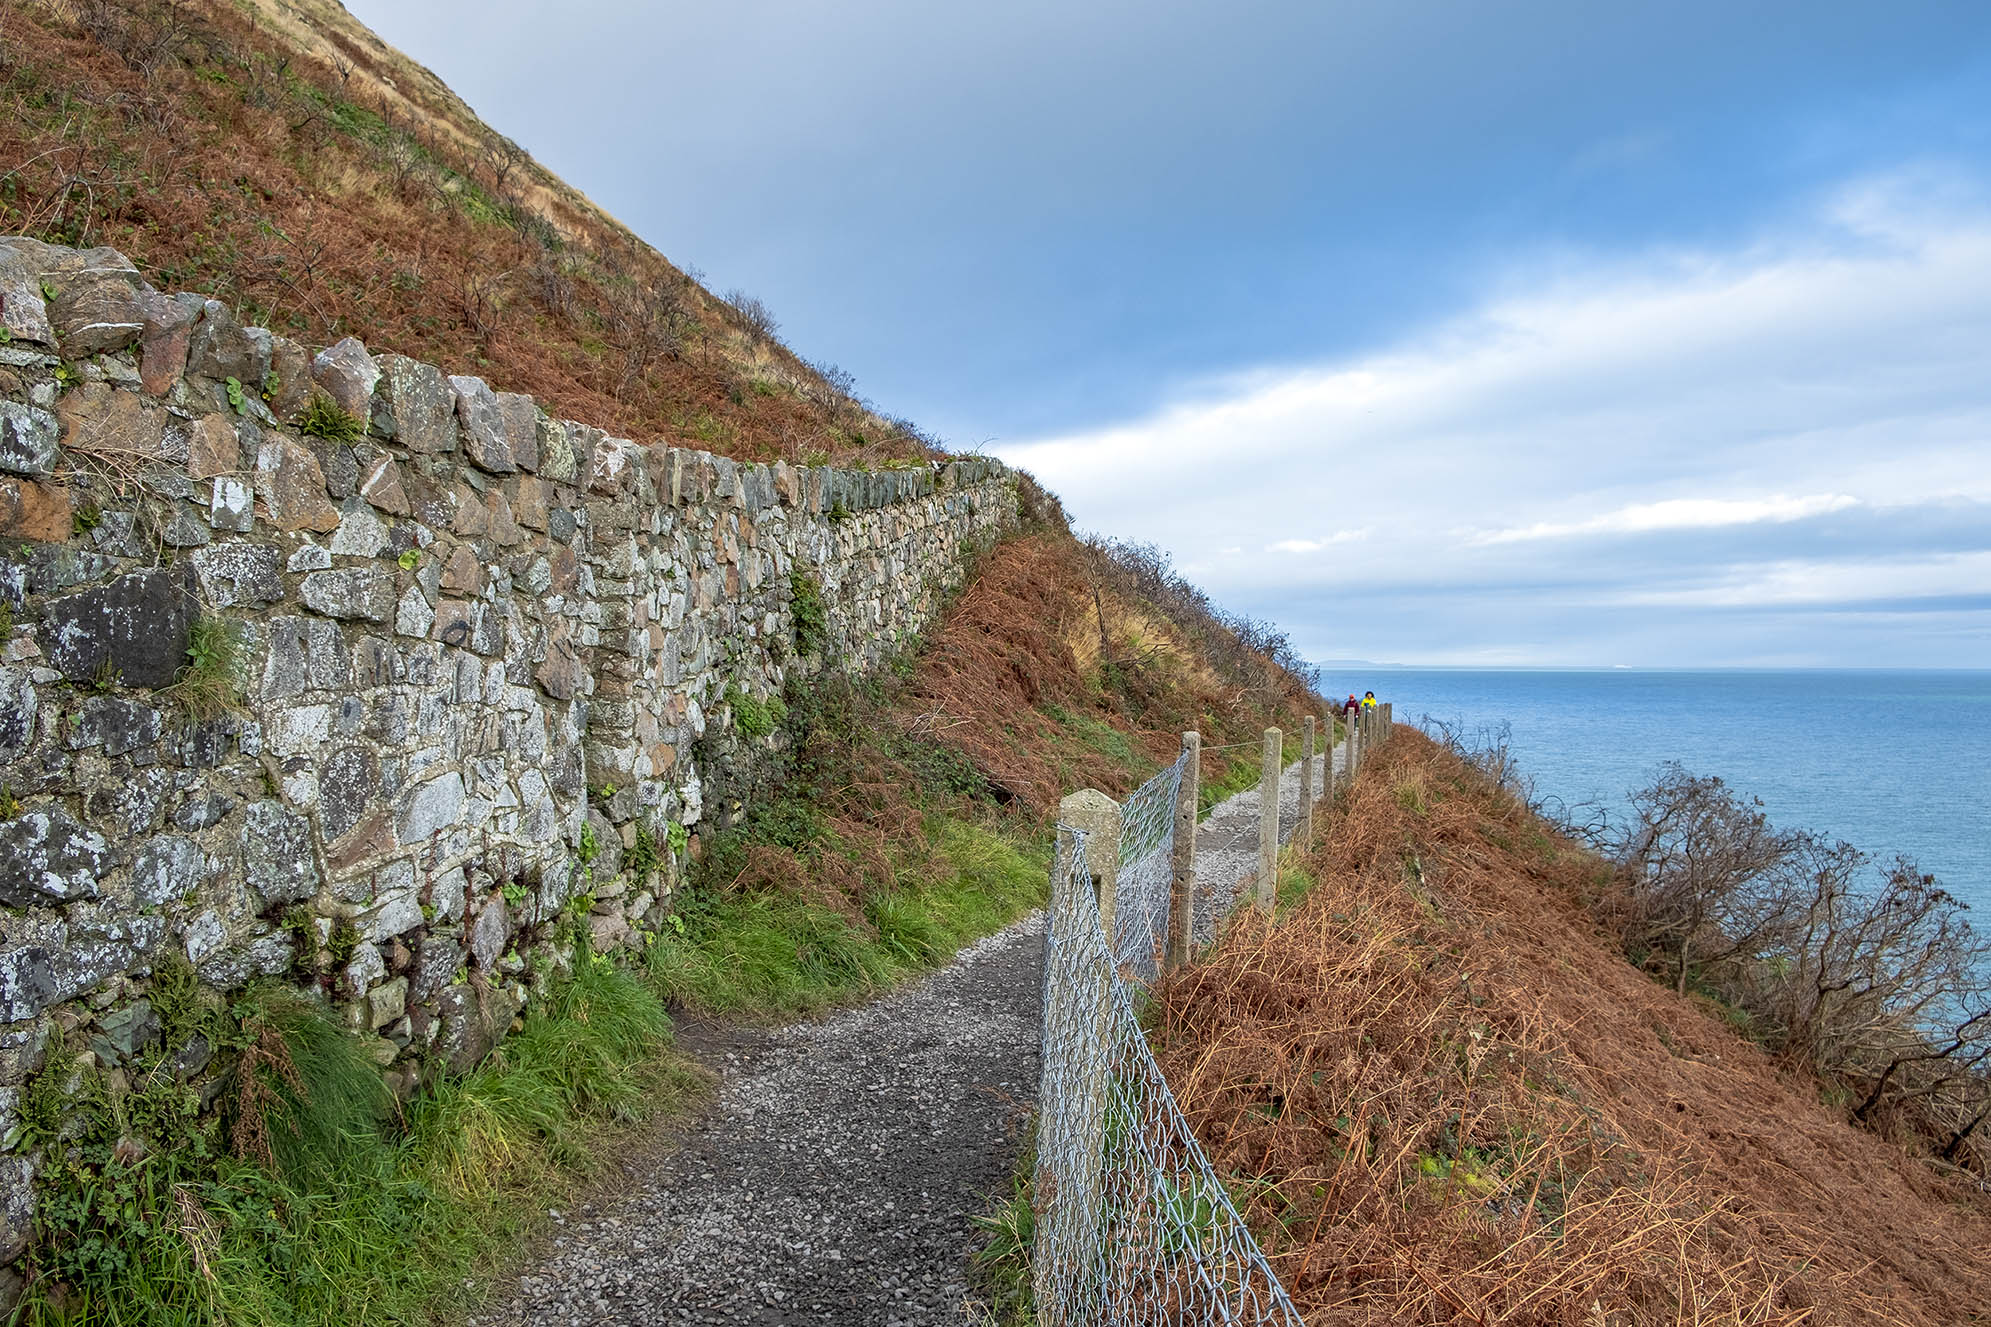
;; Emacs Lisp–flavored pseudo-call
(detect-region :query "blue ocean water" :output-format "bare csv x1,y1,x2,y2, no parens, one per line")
1322,669,1991,918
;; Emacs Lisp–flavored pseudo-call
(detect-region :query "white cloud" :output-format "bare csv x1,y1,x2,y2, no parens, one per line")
1469,494,1860,545
1615,551,1991,609
1267,530,1370,554
995,169,1991,665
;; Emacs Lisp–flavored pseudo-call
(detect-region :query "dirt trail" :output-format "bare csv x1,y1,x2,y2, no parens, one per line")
472,743,1341,1325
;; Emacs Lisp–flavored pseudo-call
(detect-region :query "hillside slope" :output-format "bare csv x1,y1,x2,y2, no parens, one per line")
0,0,930,463
1157,730,1991,1325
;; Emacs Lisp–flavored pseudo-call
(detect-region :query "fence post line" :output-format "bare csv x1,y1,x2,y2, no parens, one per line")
1257,727,1281,912
1167,731,1200,970
1298,715,1315,846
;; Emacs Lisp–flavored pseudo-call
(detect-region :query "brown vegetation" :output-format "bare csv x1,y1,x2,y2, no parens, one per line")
908,532,1323,816
1153,729,1991,1325
0,0,931,464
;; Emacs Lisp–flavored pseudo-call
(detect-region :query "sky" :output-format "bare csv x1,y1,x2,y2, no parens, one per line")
345,0,1991,667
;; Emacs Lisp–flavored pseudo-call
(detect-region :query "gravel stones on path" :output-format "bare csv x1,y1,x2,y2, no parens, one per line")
1191,741,1346,943
473,915,1045,1326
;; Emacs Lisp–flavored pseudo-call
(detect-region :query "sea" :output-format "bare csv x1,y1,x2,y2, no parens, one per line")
1321,668,1991,920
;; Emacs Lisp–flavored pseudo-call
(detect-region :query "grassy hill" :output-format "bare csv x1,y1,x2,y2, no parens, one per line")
1,0,933,465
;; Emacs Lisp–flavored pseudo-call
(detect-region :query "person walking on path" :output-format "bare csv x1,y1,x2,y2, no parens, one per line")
1361,690,1378,712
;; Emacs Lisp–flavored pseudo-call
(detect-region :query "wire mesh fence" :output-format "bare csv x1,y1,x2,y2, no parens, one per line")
1035,753,1307,1327
1106,757,1186,986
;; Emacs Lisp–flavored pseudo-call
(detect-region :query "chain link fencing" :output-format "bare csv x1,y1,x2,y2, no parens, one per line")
1035,753,1307,1326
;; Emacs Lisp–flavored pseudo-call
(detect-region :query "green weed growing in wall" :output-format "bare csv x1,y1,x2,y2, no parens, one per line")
627,820,660,882
724,684,786,740
164,616,244,721
790,567,827,656
295,391,365,444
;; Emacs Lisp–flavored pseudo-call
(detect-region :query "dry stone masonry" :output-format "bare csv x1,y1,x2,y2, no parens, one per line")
0,236,1017,1262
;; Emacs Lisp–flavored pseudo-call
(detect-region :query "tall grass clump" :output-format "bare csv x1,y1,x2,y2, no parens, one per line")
16,957,695,1327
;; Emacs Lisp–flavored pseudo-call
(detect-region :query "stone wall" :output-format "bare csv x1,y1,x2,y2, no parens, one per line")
0,236,1016,1262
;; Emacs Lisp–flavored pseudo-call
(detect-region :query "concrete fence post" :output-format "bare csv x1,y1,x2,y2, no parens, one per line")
1034,825,1115,1319
1258,727,1281,912
1167,731,1200,970
1059,788,1123,955
1298,715,1315,846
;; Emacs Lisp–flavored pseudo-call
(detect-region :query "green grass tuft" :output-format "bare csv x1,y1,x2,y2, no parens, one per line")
163,616,245,721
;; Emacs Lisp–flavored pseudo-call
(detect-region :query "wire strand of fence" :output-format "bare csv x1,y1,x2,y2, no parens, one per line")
1036,752,1309,1327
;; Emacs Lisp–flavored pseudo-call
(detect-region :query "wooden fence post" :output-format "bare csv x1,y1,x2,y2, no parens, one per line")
1298,715,1315,847
1258,727,1280,912
1167,731,1200,970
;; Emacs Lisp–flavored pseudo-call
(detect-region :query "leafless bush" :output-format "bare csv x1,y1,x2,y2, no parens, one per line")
1614,766,1802,995
592,254,690,398
723,288,780,348
1078,536,1318,696
806,359,869,432
1598,765,1991,1163
1420,716,1530,796
76,0,191,79
1764,844,1991,1119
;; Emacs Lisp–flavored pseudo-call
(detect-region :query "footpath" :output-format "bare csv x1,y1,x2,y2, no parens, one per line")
471,740,1342,1325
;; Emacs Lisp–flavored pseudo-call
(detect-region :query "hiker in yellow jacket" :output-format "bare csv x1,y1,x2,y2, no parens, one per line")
1361,691,1378,711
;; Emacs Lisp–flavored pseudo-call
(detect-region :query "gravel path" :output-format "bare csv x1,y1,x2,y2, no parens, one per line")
1192,737,1348,942
472,736,1343,1325
472,917,1045,1326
